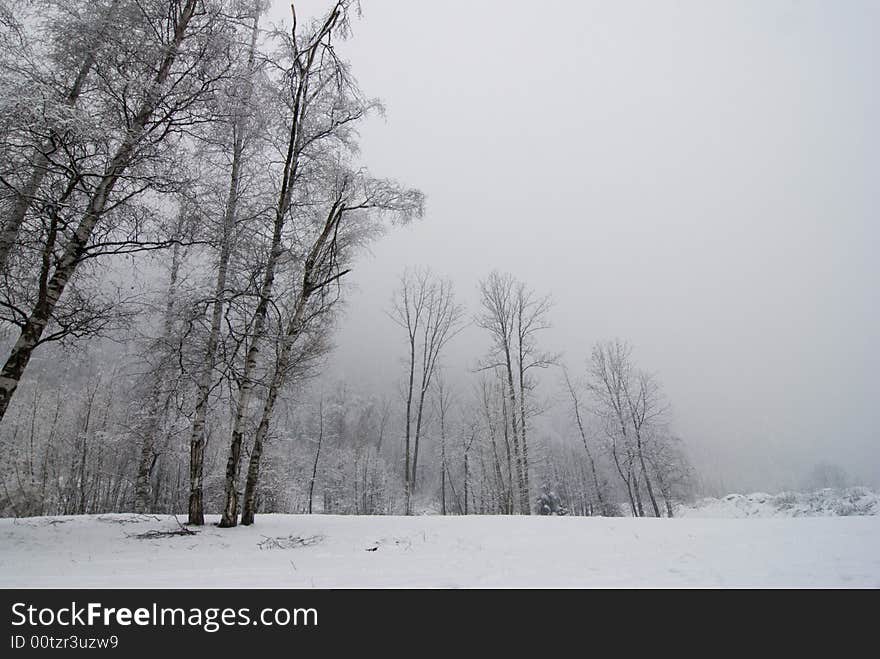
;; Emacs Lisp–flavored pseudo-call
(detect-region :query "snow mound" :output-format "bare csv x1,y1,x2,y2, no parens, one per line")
678,487,880,518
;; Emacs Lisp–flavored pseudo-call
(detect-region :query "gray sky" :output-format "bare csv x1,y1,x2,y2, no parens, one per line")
269,0,880,490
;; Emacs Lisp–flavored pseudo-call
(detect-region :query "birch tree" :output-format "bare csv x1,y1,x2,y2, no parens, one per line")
237,172,422,525
216,0,358,527
185,0,268,525
217,1,425,526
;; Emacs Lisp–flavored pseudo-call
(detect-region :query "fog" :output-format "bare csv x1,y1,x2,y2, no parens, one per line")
269,0,880,491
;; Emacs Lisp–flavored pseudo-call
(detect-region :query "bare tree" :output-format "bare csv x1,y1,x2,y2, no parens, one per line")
477,273,523,512
513,279,556,514
586,339,676,517
238,172,422,525
477,272,554,514
217,0,361,527
186,1,266,526
562,366,608,514
624,369,666,518
586,340,641,515
0,0,431,523
644,431,694,517
390,268,465,515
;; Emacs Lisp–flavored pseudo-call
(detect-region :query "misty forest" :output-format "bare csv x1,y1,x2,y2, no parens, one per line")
0,0,696,524
0,0,877,588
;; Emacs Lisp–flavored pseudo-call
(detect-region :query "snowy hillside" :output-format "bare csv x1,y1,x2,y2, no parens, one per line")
1,513,878,588
677,487,880,518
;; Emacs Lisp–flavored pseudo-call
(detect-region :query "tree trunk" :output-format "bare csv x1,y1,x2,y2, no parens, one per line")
187,9,261,526
484,390,507,514
517,364,531,515
219,4,325,527
217,184,288,528
186,150,238,524
403,337,415,515
502,351,524,514
240,195,349,523
566,378,607,514
307,401,324,515
440,408,446,516
636,437,661,517
463,448,469,515
240,344,287,525
132,382,163,514
632,465,645,517
639,458,661,517
654,467,675,518
611,446,637,516
411,387,427,488
498,378,515,514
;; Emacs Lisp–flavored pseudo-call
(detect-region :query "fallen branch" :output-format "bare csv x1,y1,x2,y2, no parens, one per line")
97,514,162,525
258,534,323,550
127,515,198,540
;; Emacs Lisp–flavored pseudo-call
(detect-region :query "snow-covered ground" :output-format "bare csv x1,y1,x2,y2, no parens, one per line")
677,487,880,518
1,510,878,588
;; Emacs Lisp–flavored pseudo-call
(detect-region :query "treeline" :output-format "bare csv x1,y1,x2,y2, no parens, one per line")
0,265,696,521
0,0,695,522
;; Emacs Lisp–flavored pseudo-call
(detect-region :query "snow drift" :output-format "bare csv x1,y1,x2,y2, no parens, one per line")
677,487,880,518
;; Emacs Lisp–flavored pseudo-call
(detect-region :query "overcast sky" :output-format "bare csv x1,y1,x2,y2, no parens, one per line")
267,0,880,490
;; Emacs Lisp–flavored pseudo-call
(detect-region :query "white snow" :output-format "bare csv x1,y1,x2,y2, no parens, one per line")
677,487,880,518
1,511,879,588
